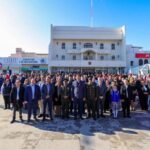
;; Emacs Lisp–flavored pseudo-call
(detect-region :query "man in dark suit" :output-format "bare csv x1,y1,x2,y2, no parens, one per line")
71,74,86,120
1,78,12,109
41,76,54,121
10,79,25,123
96,78,107,118
68,75,74,114
24,78,41,122
120,79,132,118
61,79,70,119
86,77,97,120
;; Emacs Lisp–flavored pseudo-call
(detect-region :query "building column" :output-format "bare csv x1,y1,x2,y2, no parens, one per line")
95,53,98,60
81,53,83,60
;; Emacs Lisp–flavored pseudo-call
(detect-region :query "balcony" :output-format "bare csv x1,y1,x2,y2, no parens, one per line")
66,49,81,54
66,48,112,54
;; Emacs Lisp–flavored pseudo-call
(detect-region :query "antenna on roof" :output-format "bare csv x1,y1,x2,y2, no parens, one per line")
90,0,94,27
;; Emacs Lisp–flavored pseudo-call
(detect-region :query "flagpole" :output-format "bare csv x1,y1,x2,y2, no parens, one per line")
90,0,93,27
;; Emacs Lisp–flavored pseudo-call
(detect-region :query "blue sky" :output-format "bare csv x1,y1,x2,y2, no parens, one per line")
0,0,150,56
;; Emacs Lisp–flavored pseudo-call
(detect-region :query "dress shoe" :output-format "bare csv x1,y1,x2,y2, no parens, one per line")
20,118,24,122
10,120,15,124
38,114,43,118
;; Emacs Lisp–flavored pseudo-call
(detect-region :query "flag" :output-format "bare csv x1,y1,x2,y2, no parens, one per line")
7,66,10,74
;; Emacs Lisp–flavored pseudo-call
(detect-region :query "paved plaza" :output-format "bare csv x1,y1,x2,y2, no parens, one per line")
0,95,150,150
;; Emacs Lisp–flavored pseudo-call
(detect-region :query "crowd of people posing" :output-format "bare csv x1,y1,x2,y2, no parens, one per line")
0,72,150,124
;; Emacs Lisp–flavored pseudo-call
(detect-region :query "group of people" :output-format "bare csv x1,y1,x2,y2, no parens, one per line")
0,72,150,124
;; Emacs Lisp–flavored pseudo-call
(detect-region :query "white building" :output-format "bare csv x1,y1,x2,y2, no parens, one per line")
126,45,150,73
0,57,48,74
48,25,126,73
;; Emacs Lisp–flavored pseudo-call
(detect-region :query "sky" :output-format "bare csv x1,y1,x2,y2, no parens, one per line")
0,0,150,57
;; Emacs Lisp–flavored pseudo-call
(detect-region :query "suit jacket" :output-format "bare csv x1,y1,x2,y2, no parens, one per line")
86,83,97,100
96,84,107,99
120,84,132,100
54,85,62,99
10,86,25,107
2,82,12,96
25,84,41,103
41,83,54,100
71,80,86,99
61,85,70,101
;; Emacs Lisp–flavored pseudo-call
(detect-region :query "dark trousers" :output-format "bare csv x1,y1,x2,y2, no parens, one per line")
12,102,22,120
73,98,83,118
82,101,86,114
43,98,53,119
27,100,38,120
122,99,130,117
62,100,69,118
3,95,10,109
87,99,96,118
69,98,73,113
96,98,104,117
140,95,148,110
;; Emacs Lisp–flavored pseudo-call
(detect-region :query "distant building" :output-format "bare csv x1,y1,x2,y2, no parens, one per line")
10,48,48,58
0,48,48,74
48,25,126,73
126,45,150,72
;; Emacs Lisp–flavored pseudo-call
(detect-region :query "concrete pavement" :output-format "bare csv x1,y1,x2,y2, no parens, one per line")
0,95,150,150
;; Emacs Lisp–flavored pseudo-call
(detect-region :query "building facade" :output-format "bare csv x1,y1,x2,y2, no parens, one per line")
126,45,150,72
48,25,126,73
0,48,48,74
10,48,48,58
0,57,48,74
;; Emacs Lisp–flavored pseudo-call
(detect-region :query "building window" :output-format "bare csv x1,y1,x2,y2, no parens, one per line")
84,43,93,48
130,61,134,66
62,43,65,49
139,59,143,66
100,55,104,60
117,55,120,59
73,43,76,49
72,55,76,60
111,43,115,50
56,55,58,59
112,55,115,60
62,55,65,60
100,43,104,49
144,59,148,64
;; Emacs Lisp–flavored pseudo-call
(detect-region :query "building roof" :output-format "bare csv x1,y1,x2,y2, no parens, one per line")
51,25,125,40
